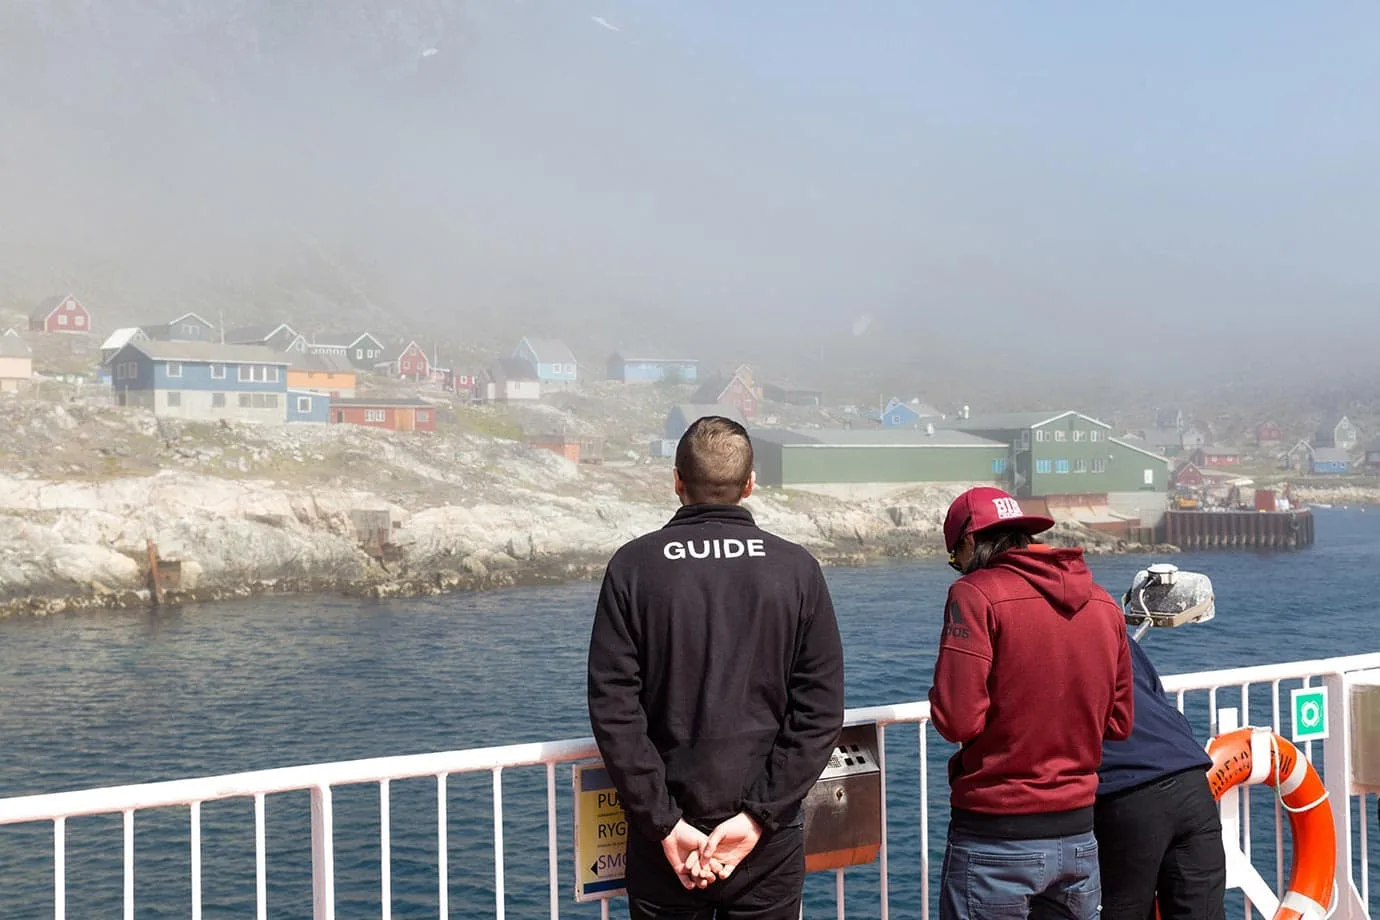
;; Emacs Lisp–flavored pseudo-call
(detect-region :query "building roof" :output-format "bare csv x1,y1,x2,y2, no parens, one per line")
167,312,214,326
291,352,356,374
494,357,539,380
1310,447,1352,464
948,410,1106,431
885,398,943,419
377,339,424,363
670,404,747,427
100,327,147,352
752,427,1006,448
30,294,76,322
1112,437,1172,463
122,341,292,364
0,335,32,358
330,397,432,408
610,349,698,363
224,323,296,344
311,331,380,348
519,337,577,366
690,375,750,404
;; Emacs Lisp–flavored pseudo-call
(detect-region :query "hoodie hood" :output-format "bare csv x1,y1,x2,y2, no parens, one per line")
986,545,1094,614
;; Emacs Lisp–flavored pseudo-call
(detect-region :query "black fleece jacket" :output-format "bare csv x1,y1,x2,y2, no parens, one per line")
587,504,845,843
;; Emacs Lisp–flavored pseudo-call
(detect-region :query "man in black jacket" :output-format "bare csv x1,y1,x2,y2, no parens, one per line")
1096,636,1225,920
587,416,845,920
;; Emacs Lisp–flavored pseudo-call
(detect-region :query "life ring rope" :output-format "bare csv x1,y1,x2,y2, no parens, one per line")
1266,733,1330,815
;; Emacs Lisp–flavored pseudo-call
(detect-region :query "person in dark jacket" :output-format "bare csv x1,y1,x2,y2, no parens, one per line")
587,415,845,920
1096,636,1225,920
930,486,1135,920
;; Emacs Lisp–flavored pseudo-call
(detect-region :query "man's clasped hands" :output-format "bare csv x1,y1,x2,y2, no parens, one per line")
660,812,763,890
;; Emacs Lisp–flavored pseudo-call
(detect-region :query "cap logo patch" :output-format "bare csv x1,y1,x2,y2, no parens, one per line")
992,497,1023,519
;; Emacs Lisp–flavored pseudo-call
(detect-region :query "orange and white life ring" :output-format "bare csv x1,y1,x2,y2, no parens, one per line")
1206,727,1335,920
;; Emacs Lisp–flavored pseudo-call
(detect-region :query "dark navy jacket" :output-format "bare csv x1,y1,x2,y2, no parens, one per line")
1097,637,1212,796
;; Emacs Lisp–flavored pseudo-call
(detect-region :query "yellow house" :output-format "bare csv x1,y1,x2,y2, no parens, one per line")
288,352,357,398
0,332,33,393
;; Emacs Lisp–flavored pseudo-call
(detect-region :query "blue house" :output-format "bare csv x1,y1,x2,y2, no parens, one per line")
1309,447,1351,476
882,398,942,428
287,389,331,424
608,351,699,384
109,341,291,422
514,337,578,384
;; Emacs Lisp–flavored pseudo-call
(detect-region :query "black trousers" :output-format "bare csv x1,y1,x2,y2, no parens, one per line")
1094,768,1226,920
624,823,804,920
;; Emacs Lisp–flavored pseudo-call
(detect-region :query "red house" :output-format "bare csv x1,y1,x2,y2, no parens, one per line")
1190,446,1242,467
29,294,91,334
329,398,436,432
1255,421,1283,446
374,340,430,381
1171,462,1205,488
691,372,760,420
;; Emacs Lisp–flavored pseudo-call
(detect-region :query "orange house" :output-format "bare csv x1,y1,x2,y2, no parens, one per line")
289,354,357,398
330,398,436,432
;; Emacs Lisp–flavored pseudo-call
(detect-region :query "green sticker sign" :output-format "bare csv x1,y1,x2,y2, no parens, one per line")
1290,686,1329,742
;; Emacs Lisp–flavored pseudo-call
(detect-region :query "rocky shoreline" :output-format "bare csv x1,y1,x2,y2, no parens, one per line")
0,466,1172,618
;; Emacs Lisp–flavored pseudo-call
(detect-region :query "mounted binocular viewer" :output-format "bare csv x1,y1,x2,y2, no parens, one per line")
1122,563,1216,642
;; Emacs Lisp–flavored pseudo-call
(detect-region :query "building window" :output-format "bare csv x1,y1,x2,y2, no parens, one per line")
166,392,181,407
1035,459,1053,474
356,348,364,359
211,364,226,379
114,364,125,380
239,393,252,408
1144,468,1155,486
1054,459,1070,473
267,367,279,383
1090,430,1103,442
1073,458,1087,473
167,362,183,378
417,410,430,422
239,365,251,382
1035,429,1050,442
1072,430,1086,442
991,458,1007,474
75,315,86,327
1054,430,1067,442
297,396,312,412
1092,458,1106,473
365,409,386,422
212,393,226,408
58,314,68,326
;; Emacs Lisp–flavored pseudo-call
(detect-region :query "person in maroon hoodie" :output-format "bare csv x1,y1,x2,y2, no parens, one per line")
929,487,1135,920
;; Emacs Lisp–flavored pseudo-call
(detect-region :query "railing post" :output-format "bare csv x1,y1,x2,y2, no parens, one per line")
311,785,336,920
1322,672,1368,920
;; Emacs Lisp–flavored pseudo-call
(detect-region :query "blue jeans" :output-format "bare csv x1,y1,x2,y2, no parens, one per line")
940,828,1101,920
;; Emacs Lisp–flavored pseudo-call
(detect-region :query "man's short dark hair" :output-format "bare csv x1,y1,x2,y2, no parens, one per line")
675,416,754,505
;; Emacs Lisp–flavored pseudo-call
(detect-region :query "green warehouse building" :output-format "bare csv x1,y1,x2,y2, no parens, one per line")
946,411,1169,528
749,428,1009,497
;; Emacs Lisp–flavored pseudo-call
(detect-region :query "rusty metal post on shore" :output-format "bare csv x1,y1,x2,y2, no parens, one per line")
146,539,163,606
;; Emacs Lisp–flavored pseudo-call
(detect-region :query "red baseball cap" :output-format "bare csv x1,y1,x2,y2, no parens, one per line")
943,487,1055,552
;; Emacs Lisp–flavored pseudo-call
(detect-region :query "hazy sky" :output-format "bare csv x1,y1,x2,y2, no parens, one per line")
1,1,1377,389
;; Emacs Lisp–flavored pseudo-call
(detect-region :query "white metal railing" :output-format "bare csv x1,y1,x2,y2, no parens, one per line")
1,654,1378,920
